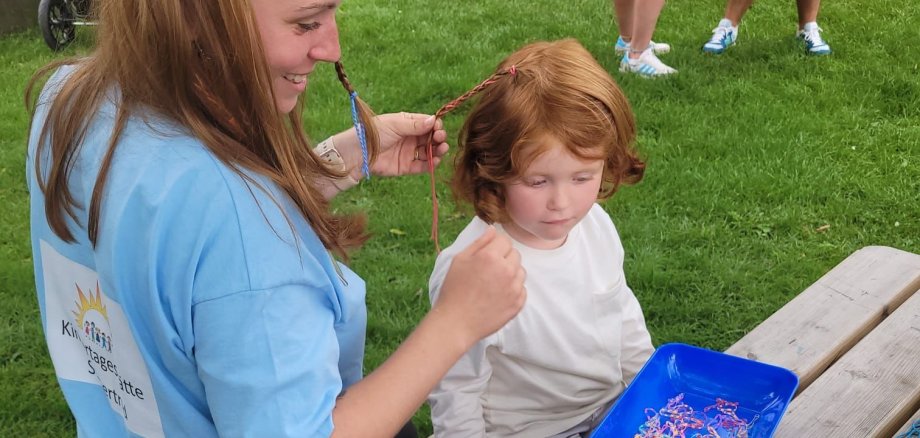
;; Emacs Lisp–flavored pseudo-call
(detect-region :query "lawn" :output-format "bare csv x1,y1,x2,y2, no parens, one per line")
1,0,918,435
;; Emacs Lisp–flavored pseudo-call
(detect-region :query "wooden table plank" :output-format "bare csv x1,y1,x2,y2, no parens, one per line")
726,246,920,393
774,290,920,438
894,409,920,437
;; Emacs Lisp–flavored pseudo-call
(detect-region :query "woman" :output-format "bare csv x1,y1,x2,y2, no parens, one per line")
25,0,526,436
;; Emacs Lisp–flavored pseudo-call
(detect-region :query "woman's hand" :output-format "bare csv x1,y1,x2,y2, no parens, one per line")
330,227,525,438
332,112,449,180
371,112,449,177
434,227,527,346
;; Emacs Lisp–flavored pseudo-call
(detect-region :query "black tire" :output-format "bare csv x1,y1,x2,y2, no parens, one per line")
38,0,75,51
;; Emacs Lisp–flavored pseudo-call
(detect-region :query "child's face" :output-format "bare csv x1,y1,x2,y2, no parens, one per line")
502,137,604,249
251,0,342,114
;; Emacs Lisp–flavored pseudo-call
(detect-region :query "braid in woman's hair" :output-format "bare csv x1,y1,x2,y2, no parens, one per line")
426,66,517,253
334,61,379,179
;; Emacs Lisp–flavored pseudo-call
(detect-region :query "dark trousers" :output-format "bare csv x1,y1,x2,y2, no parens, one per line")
395,420,418,438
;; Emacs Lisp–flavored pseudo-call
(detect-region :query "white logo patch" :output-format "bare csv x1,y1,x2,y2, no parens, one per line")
41,240,164,437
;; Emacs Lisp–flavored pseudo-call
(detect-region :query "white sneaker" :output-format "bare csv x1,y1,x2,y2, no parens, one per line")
797,22,831,55
619,48,677,77
702,18,738,54
615,36,671,55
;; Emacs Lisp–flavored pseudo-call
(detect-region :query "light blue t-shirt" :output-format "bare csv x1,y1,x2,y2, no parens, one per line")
27,67,367,437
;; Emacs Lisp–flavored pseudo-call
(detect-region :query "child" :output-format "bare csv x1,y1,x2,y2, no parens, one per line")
427,39,654,437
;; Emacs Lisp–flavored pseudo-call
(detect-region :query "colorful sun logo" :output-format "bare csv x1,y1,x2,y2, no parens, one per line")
73,282,113,352
73,282,108,327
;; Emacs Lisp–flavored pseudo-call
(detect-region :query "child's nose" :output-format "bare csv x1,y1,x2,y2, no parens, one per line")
548,186,569,210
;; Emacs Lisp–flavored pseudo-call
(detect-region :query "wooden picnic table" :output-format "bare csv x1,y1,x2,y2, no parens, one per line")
725,246,920,437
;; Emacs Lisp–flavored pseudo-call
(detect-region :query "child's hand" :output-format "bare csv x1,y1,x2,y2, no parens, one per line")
434,226,527,346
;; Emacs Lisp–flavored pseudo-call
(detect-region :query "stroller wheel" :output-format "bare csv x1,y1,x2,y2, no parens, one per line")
38,0,76,51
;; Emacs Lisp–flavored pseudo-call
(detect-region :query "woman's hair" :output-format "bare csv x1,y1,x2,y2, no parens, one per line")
25,0,378,258
451,38,644,224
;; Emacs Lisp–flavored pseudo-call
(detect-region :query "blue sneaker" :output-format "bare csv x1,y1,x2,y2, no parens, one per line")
615,36,671,55
797,22,831,55
619,49,677,78
702,18,738,54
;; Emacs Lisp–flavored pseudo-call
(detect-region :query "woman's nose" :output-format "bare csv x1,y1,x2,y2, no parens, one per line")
309,18,341,63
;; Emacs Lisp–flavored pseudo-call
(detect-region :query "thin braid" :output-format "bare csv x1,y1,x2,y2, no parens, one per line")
334,61,355,93
333,61,379,178
426,65,517,252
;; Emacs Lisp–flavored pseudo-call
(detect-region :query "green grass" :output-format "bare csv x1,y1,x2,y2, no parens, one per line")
2,0,918,435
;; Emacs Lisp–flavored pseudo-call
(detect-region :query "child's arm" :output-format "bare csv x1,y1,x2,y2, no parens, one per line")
428,340,492,437
603,209,654,383
619,282,654,384
427,253,493,437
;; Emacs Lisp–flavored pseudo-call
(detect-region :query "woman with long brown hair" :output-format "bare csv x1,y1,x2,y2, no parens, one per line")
25,0,526,436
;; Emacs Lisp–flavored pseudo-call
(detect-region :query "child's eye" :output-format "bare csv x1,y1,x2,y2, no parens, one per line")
528,179,547,187
297,22,321,33
574,176,593,183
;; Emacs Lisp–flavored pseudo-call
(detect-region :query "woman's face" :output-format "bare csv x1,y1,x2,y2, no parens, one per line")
251,0,342,114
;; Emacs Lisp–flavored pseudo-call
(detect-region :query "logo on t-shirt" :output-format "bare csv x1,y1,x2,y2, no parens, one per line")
41,241,165,436
73,283,114,353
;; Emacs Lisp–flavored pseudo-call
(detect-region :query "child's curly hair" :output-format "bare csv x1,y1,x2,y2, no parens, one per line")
452,38,644,224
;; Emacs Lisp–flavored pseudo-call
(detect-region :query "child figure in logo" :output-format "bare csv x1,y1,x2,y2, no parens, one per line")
428,39,654,438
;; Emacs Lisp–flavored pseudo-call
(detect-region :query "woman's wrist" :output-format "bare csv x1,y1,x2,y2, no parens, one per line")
315,136,360,192
330,130,369,182
426,305,481,354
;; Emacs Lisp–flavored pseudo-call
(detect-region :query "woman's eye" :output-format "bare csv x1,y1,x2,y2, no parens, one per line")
297,22,321,32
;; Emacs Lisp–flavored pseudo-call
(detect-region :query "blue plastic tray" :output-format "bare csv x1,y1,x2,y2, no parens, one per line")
591,343,798,438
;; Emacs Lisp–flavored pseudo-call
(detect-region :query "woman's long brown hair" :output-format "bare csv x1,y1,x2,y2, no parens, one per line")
25,0,378,259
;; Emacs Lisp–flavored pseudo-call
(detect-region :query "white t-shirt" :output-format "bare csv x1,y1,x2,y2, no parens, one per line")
428,204,653,437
